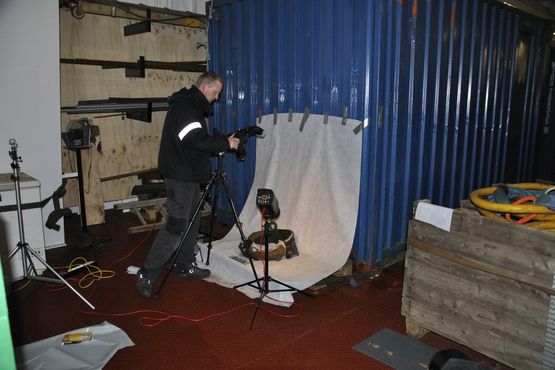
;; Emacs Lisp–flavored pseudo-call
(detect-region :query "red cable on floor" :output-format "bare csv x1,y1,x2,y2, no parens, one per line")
45,207,305,326
107,207,163,269
77,299,302,327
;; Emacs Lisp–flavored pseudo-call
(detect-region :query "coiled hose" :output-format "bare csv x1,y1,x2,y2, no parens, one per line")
470,183,555,232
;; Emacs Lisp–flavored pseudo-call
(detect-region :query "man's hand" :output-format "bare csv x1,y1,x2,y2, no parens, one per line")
228,134,240,150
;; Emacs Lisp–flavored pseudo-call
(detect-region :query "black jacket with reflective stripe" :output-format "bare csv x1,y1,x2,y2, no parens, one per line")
158,85,228,182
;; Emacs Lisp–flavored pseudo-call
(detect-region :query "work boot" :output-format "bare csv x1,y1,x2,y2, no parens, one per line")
176,261,210,279
136,268,154,298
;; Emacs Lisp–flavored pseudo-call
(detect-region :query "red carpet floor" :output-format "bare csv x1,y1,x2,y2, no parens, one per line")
7,210,510,369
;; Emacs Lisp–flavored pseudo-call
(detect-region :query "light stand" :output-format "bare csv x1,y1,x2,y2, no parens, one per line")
153,152,259,299
234,189,311,330
6,139,95,309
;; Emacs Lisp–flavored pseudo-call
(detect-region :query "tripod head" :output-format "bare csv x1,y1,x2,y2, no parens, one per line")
9,138,22,170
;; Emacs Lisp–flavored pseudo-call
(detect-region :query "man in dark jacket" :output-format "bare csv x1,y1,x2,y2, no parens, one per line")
136,71,240,298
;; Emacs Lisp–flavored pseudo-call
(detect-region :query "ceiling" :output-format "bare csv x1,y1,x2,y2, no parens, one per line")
499,0,555,21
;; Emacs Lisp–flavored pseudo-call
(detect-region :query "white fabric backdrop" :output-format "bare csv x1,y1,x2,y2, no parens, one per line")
199,113,362,305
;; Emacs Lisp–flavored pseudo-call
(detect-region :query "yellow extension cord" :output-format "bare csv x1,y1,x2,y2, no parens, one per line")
470,183,555,232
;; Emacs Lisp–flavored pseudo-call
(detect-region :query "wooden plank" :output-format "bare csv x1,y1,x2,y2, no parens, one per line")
405,317,428,338
459,199,477,211
403,297,544,369
59,12,207,62
409,218,555,292
403,248,549,342
79,147,105,225
71,2,206,29
450,208,555,255
128,221,165,234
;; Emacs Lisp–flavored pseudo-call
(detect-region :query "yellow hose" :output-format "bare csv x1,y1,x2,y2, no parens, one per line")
470,183,554,214
477,208,508,222
471,183,555,232
525,221,555,230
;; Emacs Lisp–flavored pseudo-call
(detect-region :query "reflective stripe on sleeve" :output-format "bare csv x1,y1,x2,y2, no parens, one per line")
178,121,202,140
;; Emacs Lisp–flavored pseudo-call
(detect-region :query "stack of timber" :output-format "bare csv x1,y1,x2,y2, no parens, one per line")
402,201,555,370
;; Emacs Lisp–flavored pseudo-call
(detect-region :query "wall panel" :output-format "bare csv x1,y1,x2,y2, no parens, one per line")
0,0,63,248
60,10,207,213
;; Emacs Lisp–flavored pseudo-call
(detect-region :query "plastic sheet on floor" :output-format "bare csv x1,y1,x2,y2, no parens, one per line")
15,321,134,370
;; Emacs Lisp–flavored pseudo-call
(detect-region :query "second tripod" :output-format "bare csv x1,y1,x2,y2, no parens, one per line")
234,214,312,330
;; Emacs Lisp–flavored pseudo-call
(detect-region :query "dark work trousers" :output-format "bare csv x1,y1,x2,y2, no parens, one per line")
143,178,201,280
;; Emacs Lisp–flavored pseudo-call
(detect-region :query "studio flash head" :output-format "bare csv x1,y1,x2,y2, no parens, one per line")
256,188,280,220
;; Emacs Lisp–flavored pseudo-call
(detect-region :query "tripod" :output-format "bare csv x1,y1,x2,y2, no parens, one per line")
153,152,260,299
6,139,95,309
234,215,311,330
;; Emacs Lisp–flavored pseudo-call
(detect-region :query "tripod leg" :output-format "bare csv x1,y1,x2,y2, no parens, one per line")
205,180,219,265
249,291,266,330
152,173,218,299
220,175,261,288
266,277,313,298
21,244,38,276
8,242,37,275
220,175,247,241
23,246,95,309
7,242,22,259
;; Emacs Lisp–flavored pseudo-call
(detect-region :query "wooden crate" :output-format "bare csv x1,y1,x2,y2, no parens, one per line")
401,203,555,370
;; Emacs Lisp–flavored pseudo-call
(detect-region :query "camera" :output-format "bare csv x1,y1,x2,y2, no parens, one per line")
231,125,264,162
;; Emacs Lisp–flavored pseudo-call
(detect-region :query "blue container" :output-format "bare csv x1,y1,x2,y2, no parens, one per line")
208,0,552,266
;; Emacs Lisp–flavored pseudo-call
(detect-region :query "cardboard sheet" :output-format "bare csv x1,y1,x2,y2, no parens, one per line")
199,113,362,305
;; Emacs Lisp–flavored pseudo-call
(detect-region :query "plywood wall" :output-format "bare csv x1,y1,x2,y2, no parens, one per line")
59,10,207,223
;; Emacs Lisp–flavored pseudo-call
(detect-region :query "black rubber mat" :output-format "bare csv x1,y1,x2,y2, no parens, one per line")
353,327,437,370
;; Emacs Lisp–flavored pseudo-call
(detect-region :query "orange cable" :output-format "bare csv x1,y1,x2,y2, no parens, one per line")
505,196,538,224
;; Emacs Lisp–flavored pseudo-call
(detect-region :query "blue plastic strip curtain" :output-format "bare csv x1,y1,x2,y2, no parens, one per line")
208,0,551,266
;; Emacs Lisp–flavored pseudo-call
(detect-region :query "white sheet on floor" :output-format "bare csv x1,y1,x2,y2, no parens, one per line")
199,113,362,306
15,321,134,370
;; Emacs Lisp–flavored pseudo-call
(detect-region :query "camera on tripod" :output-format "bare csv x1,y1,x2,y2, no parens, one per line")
230,125,264,162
